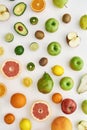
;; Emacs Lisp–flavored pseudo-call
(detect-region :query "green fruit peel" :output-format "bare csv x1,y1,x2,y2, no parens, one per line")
37,72,54,94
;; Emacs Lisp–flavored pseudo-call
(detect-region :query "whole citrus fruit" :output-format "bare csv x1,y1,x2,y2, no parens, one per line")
51,116,72,130
51,65,64,76
52,93,62,104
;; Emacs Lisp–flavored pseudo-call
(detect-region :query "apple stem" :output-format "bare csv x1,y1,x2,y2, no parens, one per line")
65,4,68,8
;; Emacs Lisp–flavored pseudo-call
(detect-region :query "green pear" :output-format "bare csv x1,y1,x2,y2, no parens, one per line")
53,0,68,8
77,120,87,130
77,74,87,94
82,100,87,114
80,15,87,30
37,72,54,94
19,118,32,130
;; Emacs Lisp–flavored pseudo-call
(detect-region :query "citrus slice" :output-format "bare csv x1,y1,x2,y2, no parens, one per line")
0,83,7,97
31,100,51,121
22,77,33,87
0,46,4,56
1,59,21,79
30,0,46,12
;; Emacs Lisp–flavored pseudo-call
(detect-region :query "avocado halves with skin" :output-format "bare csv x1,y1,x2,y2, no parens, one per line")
37,72,54,94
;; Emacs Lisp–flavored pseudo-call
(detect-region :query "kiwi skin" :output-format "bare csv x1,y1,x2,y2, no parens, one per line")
62,13,71,23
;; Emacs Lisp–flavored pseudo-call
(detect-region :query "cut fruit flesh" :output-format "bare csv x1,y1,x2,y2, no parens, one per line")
77,74,87,94
13,2,27,16
0,83,7,97
78,120,87,130
30,0,46,12
14,22,28,36
0,5,10,21
31,100,51,121
1,59,21,79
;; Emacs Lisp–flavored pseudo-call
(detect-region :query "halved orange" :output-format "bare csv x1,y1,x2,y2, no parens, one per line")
30,0,46,12
0,83,7,97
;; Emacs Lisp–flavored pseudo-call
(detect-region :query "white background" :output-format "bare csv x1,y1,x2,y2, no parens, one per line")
0,0,87,130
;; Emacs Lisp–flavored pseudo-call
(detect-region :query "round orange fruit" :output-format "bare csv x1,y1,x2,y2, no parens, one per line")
0,83,7,97
52,93,62,104
51,116,72,130
4,113,15,124
30,0,46,12
10,93,26,108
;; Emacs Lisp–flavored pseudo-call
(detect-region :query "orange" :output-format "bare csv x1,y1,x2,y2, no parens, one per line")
30,0,46,12
52,93,62,104
10,93,26,108
4,113,15,124
0,83,7,97
51,116,72,130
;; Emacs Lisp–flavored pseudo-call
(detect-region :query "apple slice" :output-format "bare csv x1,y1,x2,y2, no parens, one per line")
77,120,87,130
0,4,10,21
66,32,80,48
77,74,87,94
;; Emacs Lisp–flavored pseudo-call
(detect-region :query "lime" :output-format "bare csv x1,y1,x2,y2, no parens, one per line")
22,77,33,87
4,33,14,42
29,42,39,51
0,47,4,56
30,17,38,25
14,45,24,55
26,62,35,71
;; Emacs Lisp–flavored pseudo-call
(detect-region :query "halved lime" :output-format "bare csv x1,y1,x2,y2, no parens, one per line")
4,33,14,42
29,42,39,51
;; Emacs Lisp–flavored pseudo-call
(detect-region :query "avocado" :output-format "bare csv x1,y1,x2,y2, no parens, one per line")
13,2,27,16
14,22,28,36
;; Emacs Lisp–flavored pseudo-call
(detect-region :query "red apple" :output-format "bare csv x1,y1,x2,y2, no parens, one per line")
61,98,77,114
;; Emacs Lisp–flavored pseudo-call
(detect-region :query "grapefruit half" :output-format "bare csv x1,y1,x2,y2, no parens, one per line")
1,59,21,79
31,100,51,121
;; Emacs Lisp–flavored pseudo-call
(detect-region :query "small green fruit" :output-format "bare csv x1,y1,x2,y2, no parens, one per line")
80,15,87,30
45,18,59,33
53,0,68,8
60,77,74,91
82,100,87,114
19,118,32,130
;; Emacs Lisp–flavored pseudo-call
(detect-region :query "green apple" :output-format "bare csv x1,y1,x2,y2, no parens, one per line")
19,118,32,130
47,42,61,56
60,76,74,91
70,56,84,71
82,100,87,114
80,15,87,30
53,0,68,8
45,18,59,33
0,4,10,21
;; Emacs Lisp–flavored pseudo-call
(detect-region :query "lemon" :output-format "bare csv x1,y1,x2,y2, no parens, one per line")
52,65,64,76
0,47,4,56
22,77,32,87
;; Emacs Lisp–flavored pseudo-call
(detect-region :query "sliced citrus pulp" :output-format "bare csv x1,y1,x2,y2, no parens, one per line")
30,0,46,12
0,83,7,97
1,59,21,79
31,100,51,121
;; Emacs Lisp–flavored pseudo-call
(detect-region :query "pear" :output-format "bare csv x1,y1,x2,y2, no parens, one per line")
37,72,54,94
77,120,87,130
53,0,68,8
77,74,87,94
